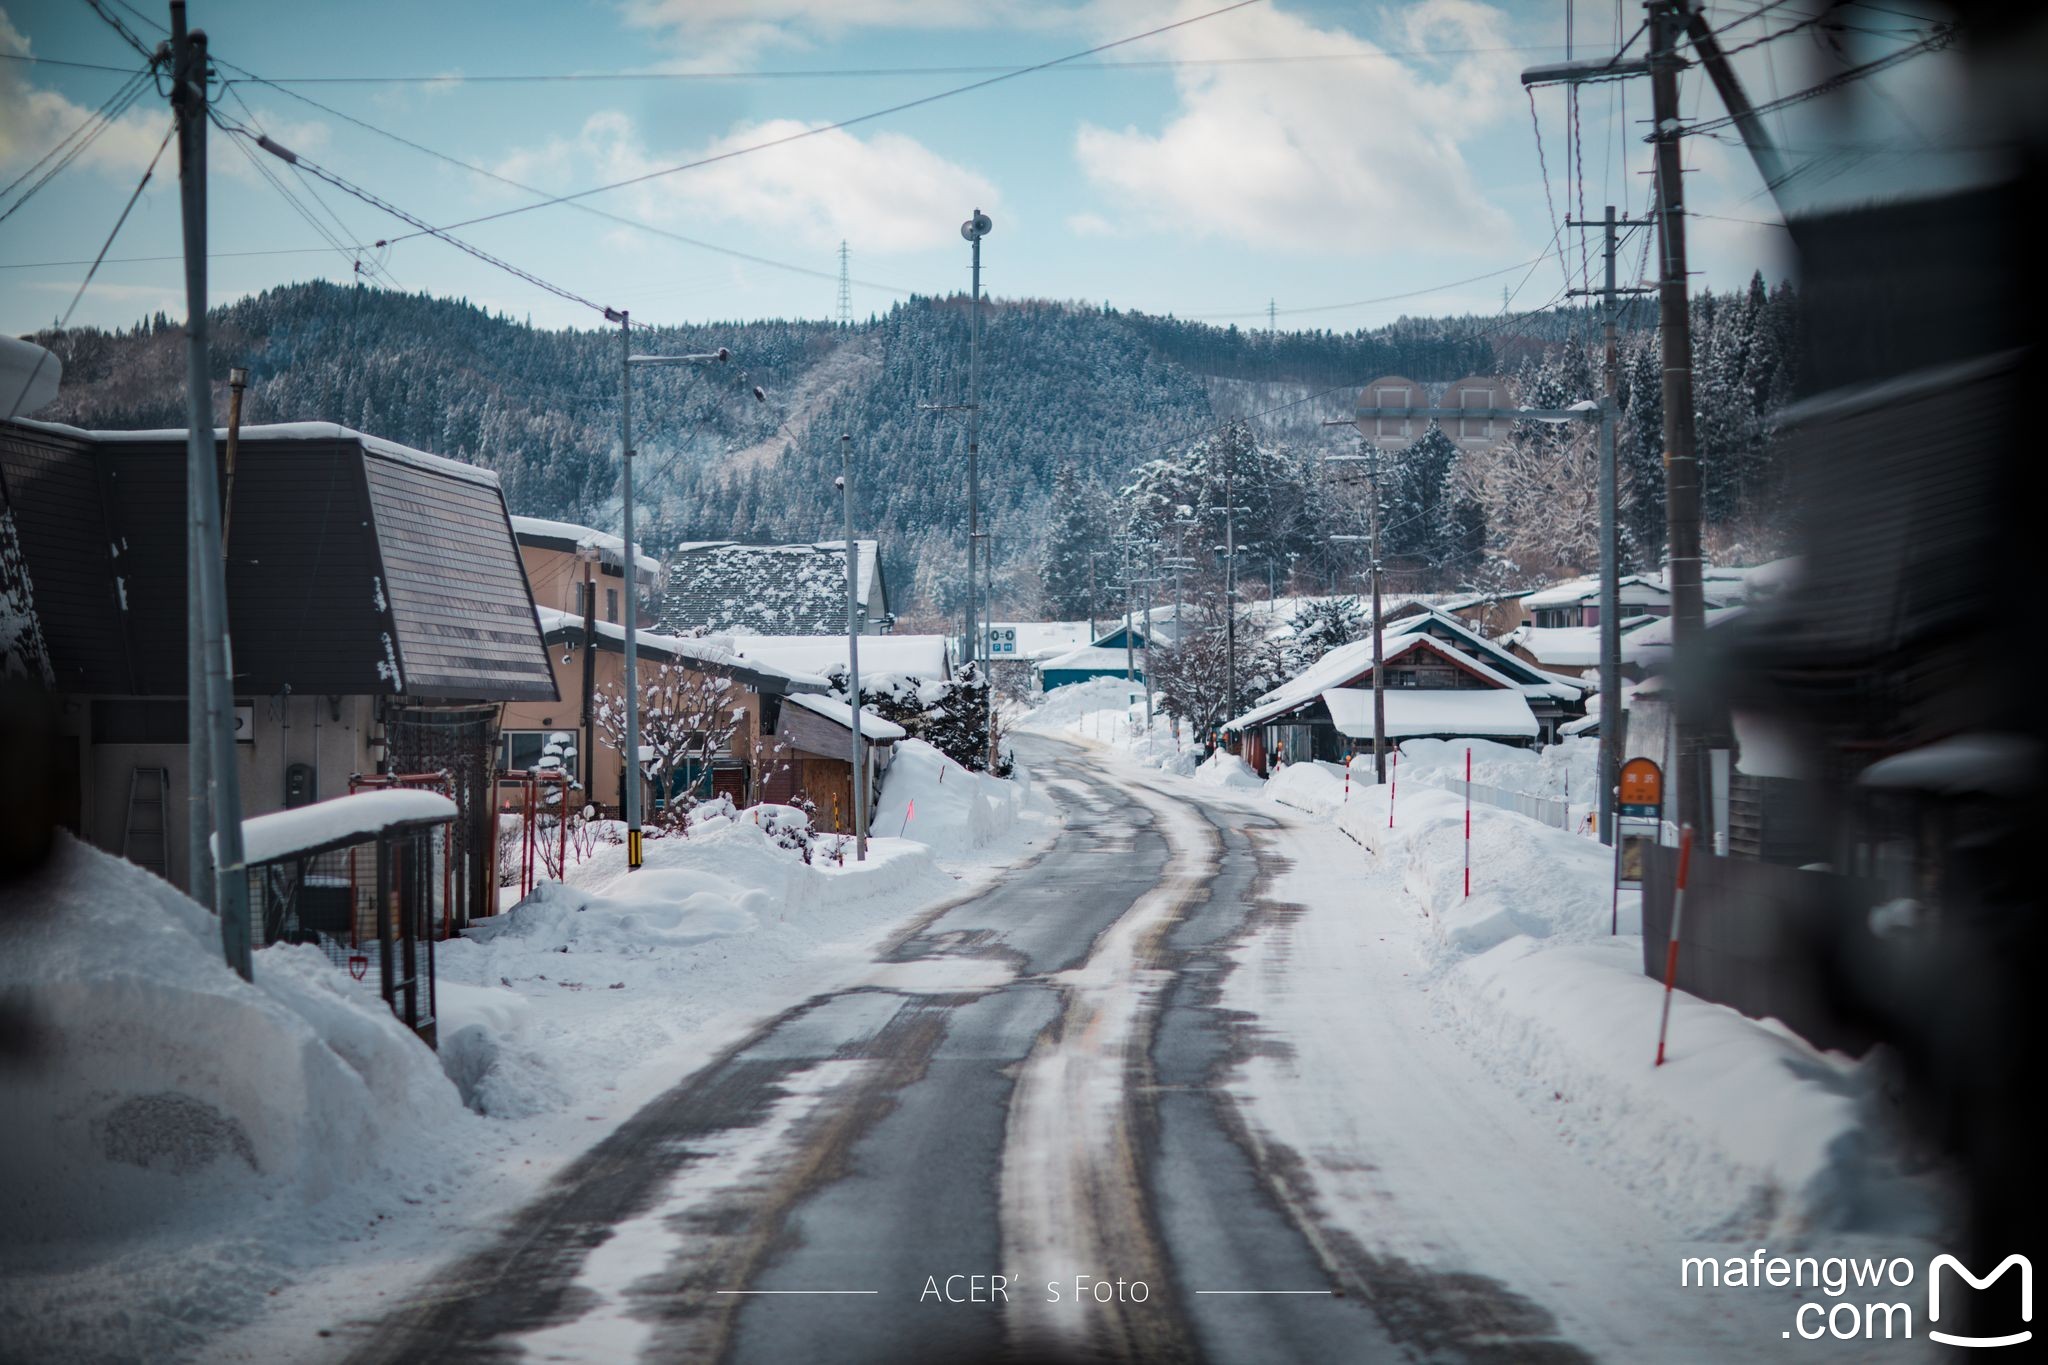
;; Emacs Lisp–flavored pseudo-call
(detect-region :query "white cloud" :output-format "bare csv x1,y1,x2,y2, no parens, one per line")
1072,0,1523,256
494,111,999,254
617,0,1077,71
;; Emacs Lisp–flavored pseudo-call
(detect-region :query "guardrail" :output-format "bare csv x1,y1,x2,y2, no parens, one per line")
1436,777,1573,832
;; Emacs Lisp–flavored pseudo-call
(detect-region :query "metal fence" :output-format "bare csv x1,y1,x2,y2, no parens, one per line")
1639,844,1878,1056
1435,777,1574,832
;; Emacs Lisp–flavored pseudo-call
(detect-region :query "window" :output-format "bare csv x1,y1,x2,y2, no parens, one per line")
502,730,578,780
91,700,187,744
606,587,619,623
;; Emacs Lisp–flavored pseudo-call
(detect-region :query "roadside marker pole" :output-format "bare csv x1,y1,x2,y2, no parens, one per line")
1388,750,1398,829
1344,754,1352,803
1463,747,1472,897
899,799,915,838
1654,825,1696,1067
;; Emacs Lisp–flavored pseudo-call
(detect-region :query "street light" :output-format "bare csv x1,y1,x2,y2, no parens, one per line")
960,208,992,685
604,306,749,870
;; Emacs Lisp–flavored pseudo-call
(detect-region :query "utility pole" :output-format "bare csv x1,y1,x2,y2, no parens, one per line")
961,209,992,691
1223,444,1238,725
1648,0,1709,836
840,433,868,860
1328,450,1387,782
580,548,597,808
835,240,853,326
605,314,732,870
171,1,250,978
1565,205,1654,845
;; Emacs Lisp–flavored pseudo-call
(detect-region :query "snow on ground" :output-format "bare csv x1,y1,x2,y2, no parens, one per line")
3,748,1054,1364
872,737,1031,856
1012,676,1200,776
0,837,488,1363
1247,754,1937,1246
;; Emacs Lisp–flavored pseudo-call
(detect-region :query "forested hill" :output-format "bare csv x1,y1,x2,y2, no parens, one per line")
24,279,1794,621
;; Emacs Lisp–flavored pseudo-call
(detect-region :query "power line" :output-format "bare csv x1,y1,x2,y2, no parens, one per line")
0,51,144,74
0,65,155,225
1682,20,1955,137
376,0,1274,248
1186,257,1552,322
9,119,172,420
211,112,618,319
206,45,1572,86
210,64,923,296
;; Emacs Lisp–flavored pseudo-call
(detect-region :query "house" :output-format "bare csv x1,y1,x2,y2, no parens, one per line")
660,539,889,636
764,693,905,832
506,608,829,814
1500,616,1662,679
728,633,952,685
1379,605,1590,740
1040,645,1141,692
511,515,663,629
1,416,557,931
1518,573,1674,628
1224,631,1542,774
1435,588,1537,638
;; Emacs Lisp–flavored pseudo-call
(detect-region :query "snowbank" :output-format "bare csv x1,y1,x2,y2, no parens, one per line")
0,837,473,1252
1295,777,1912,1237
1191,749,1263,790
872,737,1024,856
1260,759,1350,815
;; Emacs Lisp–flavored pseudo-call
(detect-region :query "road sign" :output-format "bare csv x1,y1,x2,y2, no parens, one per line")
1619,757,1663,816
988,626,1017,656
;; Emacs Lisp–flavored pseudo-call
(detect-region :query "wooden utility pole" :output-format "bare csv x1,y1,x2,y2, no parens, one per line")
1649,0,1709,836
1367,454,1387,784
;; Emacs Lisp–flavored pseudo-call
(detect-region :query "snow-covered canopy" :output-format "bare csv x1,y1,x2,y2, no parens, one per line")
227,789,456,865
785,692,908,742
0,336,60,414
1504,625,1605,668
1321,687,1539,740
1619,605,1747,664
1857,733,2040,797
1523,573,1671,611
732,633,950,681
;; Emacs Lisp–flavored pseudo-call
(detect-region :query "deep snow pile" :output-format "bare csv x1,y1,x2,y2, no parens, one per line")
0,836,483,1358
872,737,1029,856
1014,676,1201,776
1291,778,1923,1238
1191,748,1263,791
1396,735,1600,829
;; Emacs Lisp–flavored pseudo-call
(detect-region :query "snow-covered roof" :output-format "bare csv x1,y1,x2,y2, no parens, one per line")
1091,604,1188,649
1380,606,1588,699
1620,605,1747,663
11,416,501,487
785,692,908,742
510,515,661,579
227,789,456,865
1042,645,1139,673
534,606,827,690
1321,687,1539,740
660,539,884,636
1523,573,1671,610
731,633,950,681
1227,632,1521,732
1504,625,1604,667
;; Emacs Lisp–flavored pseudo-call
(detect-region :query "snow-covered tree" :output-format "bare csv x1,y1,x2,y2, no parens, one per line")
1038,462,1107,618
594,661,742,827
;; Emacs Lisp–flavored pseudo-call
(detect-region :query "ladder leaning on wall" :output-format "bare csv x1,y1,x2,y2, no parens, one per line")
123,766,171,881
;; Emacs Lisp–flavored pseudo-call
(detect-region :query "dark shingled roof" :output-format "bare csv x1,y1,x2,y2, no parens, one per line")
659,539,887,637
0,418,557,702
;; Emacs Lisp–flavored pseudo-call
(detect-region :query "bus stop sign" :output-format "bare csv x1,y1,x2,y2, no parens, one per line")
1619,757,1663,817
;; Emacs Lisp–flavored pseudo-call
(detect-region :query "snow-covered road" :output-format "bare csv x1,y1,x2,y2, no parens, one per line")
299,737,1913,1362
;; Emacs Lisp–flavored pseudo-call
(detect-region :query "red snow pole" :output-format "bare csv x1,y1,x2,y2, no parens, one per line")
898,798,915,838
1388,750,1398,829
1654,825,1696,1067
1463,746,1472,897
1344,753,1352,803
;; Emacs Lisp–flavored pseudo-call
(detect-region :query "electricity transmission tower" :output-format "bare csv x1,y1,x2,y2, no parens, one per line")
835,240,852,325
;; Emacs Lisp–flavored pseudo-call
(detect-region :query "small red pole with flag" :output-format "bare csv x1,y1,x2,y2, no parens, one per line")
1654,825,1696,1067
1388,750,1398,829
1344,753,1352,803
898,798,915,839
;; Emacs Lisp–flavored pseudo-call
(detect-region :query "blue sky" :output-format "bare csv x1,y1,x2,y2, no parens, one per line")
1,1,1969,337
